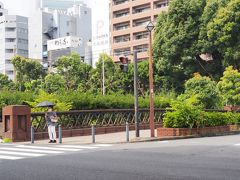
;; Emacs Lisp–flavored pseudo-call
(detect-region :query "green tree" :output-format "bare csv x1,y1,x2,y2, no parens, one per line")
43,74,66,93
207,0,240,69
183,73,221,108
153,0,240,91
56,52,92,91
11,56,46,90
217,66,240,105
89,53,122,94
0,73,14,90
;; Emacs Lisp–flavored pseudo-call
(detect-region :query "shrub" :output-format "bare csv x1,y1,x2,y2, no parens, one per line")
163,96,204,128
217,66,240,106
184,73,222,109
164,109,240,129
3,138,12,143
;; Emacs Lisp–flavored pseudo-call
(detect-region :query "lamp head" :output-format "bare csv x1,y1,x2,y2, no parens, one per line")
146,21,155,32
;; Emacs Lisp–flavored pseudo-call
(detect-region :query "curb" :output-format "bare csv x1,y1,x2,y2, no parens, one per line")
126,131,240,144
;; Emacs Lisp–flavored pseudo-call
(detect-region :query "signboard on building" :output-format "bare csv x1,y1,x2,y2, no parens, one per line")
91,0,110,67
47,36,82,51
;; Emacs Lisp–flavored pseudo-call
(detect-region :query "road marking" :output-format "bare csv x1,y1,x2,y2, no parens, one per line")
0,147,64,154
0,150,44,157
16,145,80,152
59,145,97,149
94,144,112,147
234,144,240,146
0,155,24,160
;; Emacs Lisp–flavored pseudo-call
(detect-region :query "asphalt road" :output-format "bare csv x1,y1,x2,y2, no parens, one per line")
0,135,240,180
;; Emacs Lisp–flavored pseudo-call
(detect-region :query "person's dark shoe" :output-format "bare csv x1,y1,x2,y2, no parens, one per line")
48,140,53,143
53,140,57,143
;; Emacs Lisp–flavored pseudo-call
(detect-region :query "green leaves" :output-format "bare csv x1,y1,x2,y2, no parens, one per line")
163,96,203,128
12,56,46,83
56,52,92,91
0,73,13,90
183,73,222,108
217,66,240,105
153,0,240,91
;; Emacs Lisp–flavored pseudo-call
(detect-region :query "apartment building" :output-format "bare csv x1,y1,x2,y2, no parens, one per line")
110,0,169,61
0,2,28,80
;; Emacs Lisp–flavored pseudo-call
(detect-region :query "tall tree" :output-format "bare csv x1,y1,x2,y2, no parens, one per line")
12,56,46,87
207,0,240,69
89,53,122,94
153,0,240,91
56,52,92,91
0,73,14,90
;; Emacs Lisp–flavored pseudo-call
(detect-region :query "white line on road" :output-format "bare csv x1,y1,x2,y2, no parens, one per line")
234,144,240,146
0,155,24,160
94,144,113,147
59,145,98,149
16,145,81,152
0,150,44,157
0,148,64,154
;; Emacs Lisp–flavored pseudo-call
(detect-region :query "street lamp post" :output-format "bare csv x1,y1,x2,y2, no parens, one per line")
146,21,155,138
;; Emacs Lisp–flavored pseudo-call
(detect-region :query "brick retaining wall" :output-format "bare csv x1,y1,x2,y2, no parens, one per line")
157,125,239,137
0,123,2,138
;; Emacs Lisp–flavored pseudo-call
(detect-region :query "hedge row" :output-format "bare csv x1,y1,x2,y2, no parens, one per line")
163,111,240,128
0,90,175,111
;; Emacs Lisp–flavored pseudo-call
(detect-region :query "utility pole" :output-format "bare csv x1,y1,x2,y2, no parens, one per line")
134,51,139,137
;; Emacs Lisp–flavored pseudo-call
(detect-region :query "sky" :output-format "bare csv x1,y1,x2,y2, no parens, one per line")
0,0,92,17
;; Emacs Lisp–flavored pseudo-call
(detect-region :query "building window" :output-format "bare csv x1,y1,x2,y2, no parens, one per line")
5,49,14,53
133,44,148,53
114,47,131,56
133,31,148,40
5,38,15,42
114,34,130,43
132,3,151,14
18,38,28,44
133,17,151,27
113,0,129,5
113,9,130,18
154,0,169,9
17,28,28,34
113,21,130,31
6,70,14,75
5,27,15,32
5,59,11,64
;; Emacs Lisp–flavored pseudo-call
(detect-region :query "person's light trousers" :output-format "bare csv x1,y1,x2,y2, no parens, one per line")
48,125,56,140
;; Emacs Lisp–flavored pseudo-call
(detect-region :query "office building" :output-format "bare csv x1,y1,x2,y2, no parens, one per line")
0,2,28,79
110,0,169,61
29,2,92,65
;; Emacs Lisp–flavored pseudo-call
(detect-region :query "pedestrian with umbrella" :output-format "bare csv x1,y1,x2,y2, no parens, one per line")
37,101,58,143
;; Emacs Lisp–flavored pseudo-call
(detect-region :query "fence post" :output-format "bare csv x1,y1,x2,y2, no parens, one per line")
92,125,95,143
31,126,34,144
126,122,129,142
58,125,62,144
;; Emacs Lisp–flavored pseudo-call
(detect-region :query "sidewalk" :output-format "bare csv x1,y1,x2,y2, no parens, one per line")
18,129,161,145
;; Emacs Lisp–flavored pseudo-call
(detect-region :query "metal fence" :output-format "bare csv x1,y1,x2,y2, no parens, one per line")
31,109,165,132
